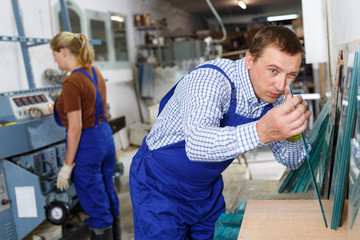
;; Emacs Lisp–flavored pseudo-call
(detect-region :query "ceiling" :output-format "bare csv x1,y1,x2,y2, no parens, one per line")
166,0,302,25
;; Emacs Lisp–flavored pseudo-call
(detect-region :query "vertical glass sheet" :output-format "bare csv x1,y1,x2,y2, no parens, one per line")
323,50,344,199
315,117,334,194
348,46,360,238
329,51,358,230
278,102,331,194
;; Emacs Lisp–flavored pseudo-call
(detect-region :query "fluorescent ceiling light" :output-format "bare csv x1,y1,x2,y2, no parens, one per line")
111,15,124,22
267,13,299,22
238,1,247,9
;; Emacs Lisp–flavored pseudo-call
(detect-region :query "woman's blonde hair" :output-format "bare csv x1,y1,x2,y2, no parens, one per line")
50,31,94,68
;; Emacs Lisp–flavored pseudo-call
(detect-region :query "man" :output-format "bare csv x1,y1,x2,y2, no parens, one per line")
130,25,311,240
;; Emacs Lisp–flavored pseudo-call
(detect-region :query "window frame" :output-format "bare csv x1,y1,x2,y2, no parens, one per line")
53,0,85,36
86,9,130,69
53,1,130,70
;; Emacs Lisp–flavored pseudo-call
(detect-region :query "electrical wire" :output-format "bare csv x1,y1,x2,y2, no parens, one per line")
205,0,227,43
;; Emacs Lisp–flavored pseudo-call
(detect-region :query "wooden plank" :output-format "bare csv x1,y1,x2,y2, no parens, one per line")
238,200,354,240
233,180,314,203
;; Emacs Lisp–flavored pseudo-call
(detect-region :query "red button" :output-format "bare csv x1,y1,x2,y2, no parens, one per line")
1,199,10,205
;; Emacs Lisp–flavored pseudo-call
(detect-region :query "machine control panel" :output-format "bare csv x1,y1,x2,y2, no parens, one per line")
12,94,48,107
8,92,54,121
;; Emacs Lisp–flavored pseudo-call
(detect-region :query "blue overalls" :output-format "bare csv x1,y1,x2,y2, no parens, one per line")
54,67,119,228
130,64,272,239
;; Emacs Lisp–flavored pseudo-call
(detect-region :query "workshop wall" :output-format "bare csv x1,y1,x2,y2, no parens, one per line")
0,0,204,125
327,0,360,85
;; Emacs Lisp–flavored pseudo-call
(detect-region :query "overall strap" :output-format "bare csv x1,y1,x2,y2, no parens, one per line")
158,64,236,116
72,67,105,125
195,64,237,115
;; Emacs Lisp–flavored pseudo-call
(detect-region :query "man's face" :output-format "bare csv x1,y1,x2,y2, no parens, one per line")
245,46,302,103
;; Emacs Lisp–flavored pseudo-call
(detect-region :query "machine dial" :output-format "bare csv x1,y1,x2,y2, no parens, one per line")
51,206,63,220
45,201,69,225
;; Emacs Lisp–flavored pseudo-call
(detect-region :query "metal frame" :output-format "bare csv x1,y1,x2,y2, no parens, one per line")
0,85,62,97
0,0,101,90
10,0,36,89
0,0,72,89
59,0,72,32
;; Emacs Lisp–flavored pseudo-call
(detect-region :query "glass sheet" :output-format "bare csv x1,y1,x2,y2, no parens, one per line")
289,84,328,227
323,50,345,198
329,50,359,230
347,46,360,238
278,102,331,194
348,139,360,230
278,47,359,230
315,117,334,194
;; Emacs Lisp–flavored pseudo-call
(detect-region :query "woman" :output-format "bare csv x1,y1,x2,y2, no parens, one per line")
51,32,121,240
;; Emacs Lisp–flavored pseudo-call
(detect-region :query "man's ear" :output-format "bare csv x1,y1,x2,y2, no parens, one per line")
245,52,254,69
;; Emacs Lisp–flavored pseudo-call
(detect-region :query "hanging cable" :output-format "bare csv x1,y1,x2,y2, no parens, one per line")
205,0,227,43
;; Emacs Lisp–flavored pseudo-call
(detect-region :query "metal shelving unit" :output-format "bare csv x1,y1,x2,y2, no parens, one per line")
135,25,167,65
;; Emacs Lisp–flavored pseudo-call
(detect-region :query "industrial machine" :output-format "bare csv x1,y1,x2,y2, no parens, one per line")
0,1,125,238
0,87,78,240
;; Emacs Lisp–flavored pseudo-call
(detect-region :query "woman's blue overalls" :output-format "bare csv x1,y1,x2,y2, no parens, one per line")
130,64,272,239
54,67,119,228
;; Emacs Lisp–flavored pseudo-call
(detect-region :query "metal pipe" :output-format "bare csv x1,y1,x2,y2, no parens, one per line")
11,0,36,89
59,0,72,32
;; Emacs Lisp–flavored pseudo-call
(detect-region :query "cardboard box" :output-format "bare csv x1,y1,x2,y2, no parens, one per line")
129,123,151,146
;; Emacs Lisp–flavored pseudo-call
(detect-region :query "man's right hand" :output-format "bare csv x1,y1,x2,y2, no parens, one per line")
256,95,312,143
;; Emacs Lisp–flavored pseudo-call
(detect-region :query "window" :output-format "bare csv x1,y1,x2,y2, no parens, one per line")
58,8,81,33
54,3,130,69
90,19,108,61
86,10,130,69
54,0,84,34
110,13,129,61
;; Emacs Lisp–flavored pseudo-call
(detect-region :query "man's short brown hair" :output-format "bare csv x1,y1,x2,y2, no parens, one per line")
249,25,304,62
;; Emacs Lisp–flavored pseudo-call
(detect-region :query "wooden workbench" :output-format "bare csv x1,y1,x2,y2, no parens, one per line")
237,200,359,240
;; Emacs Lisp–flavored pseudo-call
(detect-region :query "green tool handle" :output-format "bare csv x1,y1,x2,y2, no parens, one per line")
289,83,328,228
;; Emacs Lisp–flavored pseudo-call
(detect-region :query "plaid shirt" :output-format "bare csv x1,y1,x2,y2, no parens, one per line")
146,58,307,170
